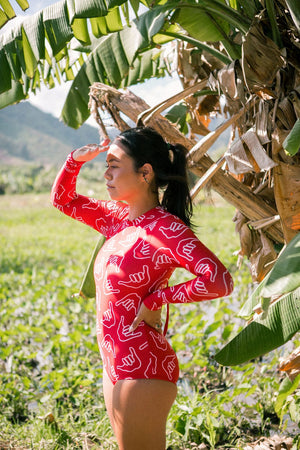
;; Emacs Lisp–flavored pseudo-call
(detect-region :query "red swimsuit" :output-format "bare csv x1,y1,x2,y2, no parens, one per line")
51,153,234,385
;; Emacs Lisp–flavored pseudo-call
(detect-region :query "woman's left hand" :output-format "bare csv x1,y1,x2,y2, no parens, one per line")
129,303,163,334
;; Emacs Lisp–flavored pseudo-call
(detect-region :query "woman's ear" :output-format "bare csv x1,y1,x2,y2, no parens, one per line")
140,163,154,182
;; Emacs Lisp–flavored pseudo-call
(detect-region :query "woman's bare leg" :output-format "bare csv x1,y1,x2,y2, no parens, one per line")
103,371,177,450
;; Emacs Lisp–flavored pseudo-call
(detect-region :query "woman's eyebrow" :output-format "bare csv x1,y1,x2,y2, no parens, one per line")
106,156,120,163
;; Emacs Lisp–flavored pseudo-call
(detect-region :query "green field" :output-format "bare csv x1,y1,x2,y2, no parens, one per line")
0,192,298,449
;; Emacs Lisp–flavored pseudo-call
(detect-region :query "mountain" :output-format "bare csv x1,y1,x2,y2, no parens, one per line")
0,102,107,166
0,101,230,167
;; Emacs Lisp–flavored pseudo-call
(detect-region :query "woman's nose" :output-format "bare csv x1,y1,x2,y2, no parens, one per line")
104,168,111,180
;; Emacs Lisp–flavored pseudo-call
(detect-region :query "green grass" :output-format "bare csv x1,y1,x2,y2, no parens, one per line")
0,192,298,449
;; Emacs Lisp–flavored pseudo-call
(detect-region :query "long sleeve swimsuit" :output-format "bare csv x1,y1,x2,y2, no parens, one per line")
51,153,234,385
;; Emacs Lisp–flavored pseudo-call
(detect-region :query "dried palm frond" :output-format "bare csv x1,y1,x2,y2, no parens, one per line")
275,97,297,130
255,100,270,145
279,346,300,380
187,102,251,162
218,61,239,100
273,161,300,242
225,130,277,175
249,230,278,282
241,18,285,93
289,87,300,118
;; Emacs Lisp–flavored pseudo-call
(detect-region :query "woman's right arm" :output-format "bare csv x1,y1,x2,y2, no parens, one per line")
51,142,113,232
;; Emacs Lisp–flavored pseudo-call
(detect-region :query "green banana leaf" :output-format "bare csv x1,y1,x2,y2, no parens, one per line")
239,233,300,319
165,103,189,135
215,287,300,366
0,0,129,99
79,235,106,298
283,119,300,157
0,80,27,109
61,0,244,128
238,274,270,320
0,0,29,29
261,232,300,298
275,373,300,417
0,0,254,116
215,232,300,366
285,0,300,34
60,36,170,128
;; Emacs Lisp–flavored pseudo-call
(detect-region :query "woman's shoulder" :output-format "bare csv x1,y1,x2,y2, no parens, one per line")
151,207,191,236
153,206,185,224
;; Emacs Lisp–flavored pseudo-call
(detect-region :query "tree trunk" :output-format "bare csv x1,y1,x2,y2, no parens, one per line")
90,83,284,244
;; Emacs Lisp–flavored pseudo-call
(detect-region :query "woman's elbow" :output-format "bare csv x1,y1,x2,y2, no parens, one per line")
50,188,59,208
222,270,234,297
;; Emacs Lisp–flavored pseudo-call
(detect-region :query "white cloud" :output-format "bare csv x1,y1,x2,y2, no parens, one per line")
28,82,71,119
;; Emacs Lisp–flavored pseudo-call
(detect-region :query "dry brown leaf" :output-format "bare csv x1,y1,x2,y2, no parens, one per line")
243,435,294,449
276,97,297,130
241,18,284,93
273,161,300,242
218,61,238,100
271,127,290,157
289,88,300,119
279,346,300,380
249,230,277,282
225,130,277,175
188,104,247,162
255,100,270,145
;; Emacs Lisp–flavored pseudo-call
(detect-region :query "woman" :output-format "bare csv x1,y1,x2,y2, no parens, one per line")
51,127,233,450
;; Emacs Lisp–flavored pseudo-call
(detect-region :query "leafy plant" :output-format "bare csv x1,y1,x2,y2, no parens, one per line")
0,0,254,125
3,192,299,448
215,233,300,366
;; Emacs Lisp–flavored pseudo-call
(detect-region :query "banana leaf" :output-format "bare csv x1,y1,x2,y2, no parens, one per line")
0,0,252,115
216,232,300,366
261,232,300,298
215,287,300,366
79,235,106,298
0,80,27,109
238,274,269,320
285,0,300,34
239,233,300,319
61,33,170,128
165,103,189,134
0,0,29,29
283,119,300,156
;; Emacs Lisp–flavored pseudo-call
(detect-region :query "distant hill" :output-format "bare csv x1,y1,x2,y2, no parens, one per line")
0,102,109,166
0,101,230,167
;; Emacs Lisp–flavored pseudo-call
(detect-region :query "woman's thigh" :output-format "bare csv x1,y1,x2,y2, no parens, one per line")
103,372,177,450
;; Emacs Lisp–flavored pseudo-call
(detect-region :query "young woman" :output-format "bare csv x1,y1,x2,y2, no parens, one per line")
51,127,233,450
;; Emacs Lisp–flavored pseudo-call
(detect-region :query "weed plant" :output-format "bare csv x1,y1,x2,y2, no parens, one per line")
0,191,299,449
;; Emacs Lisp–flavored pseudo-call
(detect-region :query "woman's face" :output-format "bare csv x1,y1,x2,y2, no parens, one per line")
104,143,144,203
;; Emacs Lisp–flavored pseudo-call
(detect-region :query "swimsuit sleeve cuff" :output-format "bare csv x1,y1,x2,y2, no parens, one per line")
69,151,85,167
143,293,162,311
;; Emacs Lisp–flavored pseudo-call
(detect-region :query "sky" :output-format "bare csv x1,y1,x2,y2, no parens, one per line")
2,0,182,127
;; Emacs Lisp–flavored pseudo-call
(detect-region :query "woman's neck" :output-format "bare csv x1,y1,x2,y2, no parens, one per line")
128,195,159,221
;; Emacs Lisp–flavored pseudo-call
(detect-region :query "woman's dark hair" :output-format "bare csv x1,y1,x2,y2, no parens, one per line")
115,127,193,227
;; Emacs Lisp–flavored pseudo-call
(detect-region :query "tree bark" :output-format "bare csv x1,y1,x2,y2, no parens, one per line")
90,83,284,244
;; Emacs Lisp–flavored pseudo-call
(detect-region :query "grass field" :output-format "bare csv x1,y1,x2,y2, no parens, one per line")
0,192,298,449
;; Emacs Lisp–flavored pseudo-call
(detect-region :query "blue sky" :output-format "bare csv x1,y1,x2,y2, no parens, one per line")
2,1,182,126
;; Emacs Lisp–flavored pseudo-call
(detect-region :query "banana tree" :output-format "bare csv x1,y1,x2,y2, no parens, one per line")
0,0,250,116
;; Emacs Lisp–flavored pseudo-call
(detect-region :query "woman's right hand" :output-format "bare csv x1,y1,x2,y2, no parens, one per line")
72,138,110,162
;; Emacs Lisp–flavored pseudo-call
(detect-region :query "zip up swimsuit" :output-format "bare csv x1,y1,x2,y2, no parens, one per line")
51,153,234,385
